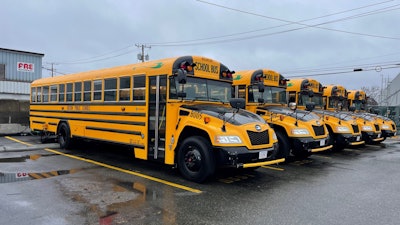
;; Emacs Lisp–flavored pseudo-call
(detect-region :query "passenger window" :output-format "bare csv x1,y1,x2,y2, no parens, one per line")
93,80,102,101
59,84,65,102
104,78,117,101
37,87,42,102
43,86,49,102
31,87,37,102
74,82,82,102
84,81,91,101
50,85,58,102
133,75,145,101
66,83,73,102
119,76,131,101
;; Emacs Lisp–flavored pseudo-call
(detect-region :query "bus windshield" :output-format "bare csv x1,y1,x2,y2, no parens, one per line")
170,76,231,103
250,85,287,104
299,93,324,108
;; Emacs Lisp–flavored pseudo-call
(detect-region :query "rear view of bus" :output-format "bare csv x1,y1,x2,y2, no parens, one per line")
30,55,282,183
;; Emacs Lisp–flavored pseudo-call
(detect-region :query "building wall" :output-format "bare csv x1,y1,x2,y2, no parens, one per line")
386,72,400,106
0,48,44,82
0,48,44,101
0,48,44,129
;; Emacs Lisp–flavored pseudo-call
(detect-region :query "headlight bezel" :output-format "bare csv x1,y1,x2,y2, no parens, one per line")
291,128,310,135
336,126,350,133
361,125,373,131
215,135,243,144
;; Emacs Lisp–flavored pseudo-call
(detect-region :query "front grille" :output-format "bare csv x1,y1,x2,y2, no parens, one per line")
247,130,269,145
312,125,325,136
352,124,359,133
374,124,380,132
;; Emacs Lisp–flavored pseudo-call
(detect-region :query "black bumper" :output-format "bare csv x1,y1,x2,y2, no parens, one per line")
362,131,384,144
214,143,279,168
381,130,397,138
336,133,363,145
291,137,331,153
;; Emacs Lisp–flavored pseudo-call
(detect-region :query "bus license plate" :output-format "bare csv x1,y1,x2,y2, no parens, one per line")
320,139,326,146
378,133,381,138
356,136,360,141
259,151,269,159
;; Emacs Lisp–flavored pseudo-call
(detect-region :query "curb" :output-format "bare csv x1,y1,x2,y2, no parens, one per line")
0,143,59,152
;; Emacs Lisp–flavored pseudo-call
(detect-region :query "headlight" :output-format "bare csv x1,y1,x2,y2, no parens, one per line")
291,128,310,135
361,125,373,131
381,124,390,130
215,136,242,144
272,131,278,141
336,126,350,133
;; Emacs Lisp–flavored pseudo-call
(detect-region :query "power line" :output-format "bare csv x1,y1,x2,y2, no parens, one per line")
145,0,400,46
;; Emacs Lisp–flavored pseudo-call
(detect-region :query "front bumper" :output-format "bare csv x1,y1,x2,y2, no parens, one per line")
381,130,397,138
362,131,384,143
292,137,332,153
215,143,282,168
337,133,364,146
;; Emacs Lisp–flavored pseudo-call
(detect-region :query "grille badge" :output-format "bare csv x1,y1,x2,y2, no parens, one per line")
255,125,262,131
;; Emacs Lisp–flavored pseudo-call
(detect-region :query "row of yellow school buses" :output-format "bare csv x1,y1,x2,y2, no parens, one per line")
29,55,397,182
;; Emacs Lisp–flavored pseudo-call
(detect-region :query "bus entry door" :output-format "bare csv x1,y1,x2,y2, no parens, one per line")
148,75,167,160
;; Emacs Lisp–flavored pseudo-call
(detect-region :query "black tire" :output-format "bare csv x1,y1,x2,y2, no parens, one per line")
275,130,291,160
177,136,215,183
58,123,72,149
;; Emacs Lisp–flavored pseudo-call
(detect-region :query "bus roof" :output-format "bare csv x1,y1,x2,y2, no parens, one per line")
233,69,286,87
287,78,323,93
323,84,347,98
347,90,366,100
32,55,231,86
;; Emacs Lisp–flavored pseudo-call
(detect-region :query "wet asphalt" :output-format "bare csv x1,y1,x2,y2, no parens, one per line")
1,135,400,225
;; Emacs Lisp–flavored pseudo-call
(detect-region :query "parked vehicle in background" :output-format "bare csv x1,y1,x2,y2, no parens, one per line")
347,90,396,143
233,70,331,160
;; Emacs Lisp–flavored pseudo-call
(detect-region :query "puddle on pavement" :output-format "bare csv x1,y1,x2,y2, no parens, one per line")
0,169,81,184
67,180,179,225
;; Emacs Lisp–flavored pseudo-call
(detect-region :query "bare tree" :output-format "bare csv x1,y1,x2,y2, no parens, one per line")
361,86,380,105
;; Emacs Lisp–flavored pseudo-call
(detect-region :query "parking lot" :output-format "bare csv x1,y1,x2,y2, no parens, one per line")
1,135,400,225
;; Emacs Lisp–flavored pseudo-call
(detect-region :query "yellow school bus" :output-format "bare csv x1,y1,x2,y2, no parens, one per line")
233,70,331,160
348,90,396,142
287,79,372,148
30,56,282,182
319,85,364,149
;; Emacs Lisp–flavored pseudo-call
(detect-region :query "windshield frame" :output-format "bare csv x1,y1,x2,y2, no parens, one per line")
249,85,287,104
169,76,232,103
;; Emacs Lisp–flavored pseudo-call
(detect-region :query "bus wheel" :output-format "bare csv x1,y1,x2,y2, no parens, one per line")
58,123,72,149
275,130,291,161
177,136,215,183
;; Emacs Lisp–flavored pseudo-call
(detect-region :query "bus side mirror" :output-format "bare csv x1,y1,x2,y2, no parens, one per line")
306,102,315,111
258,82,265,93
308,90,314,98
230,98,246,109
176,69,187,84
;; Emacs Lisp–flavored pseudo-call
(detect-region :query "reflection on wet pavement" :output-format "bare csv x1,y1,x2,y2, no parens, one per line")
60,178,178,225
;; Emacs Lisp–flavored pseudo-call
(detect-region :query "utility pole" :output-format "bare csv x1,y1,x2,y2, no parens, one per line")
135,44,151,62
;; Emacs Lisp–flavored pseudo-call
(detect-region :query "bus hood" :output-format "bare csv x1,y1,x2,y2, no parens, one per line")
262,106,321,122
182,104,266,125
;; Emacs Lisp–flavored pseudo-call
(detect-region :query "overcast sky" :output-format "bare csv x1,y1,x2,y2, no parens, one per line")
2,0,400,90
